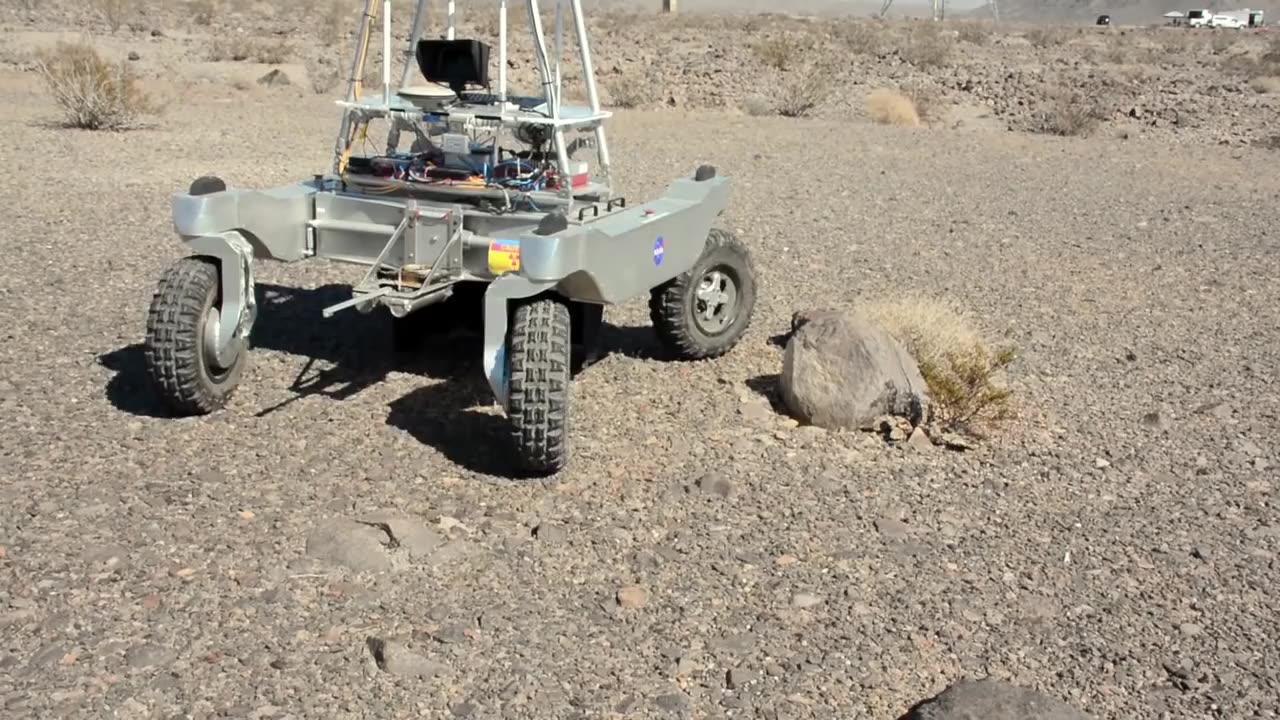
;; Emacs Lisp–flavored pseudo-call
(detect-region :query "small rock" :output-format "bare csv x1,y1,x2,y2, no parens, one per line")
125,643,175,670
726,667,760,689
1094,458,1111,469
365,636,444,679
258,69,291,87
875,516,910,540
1140,411,1167,430
905,678,1095,719
616,585,649,609
1180,622,1203,636
127,51,141,61
907,426,935,451
654,693,688,712
531,522,567,543
792,593,824,609
692,472,734,498
305,519,392,572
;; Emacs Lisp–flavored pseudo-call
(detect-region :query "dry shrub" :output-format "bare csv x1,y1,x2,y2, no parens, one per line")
836,20,883,56
91,0,138,32
860,297,1016,435
900,25,953,69
1250,76,1280,94
34,38,157,130
1035,87,1105,137
901,79,944,124
1024,26,1067,49
604,74,649,109
753,33,808,71
865,88,920,127
774,63,833,118
305,55,340,94
208,35,291,64
318,0,349,46
952,20,992,46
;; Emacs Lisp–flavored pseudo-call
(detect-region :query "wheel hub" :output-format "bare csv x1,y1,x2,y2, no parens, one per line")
201,305,239,373
693,268,738,335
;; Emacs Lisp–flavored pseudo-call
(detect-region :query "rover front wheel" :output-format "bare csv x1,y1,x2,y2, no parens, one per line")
144,256,247,415
649,228,757,360
506,296,572,475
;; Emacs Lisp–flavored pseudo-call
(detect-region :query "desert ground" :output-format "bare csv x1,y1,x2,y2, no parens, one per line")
1,1,1279,719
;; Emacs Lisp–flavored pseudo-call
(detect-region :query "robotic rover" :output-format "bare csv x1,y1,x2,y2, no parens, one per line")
142,0,758,475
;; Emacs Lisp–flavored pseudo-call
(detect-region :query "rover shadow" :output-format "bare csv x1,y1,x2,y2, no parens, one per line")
99,282,668,469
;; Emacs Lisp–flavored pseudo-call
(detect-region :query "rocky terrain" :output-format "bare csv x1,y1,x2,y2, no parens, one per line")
1,1,1279,719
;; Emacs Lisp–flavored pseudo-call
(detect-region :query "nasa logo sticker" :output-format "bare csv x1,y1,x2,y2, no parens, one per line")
653,236,665,266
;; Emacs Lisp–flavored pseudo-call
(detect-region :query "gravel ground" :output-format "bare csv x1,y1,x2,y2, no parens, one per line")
2,48,1279,720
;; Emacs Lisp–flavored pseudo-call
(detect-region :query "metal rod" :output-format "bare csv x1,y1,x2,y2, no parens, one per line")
554,0,564,108
382,0,392,106
570,0,611,188
333,0,380,174
499,0,508,102
322,287,392,318
353,216,410,293
398,0,428,90
447,0,456,39
526,0,556,111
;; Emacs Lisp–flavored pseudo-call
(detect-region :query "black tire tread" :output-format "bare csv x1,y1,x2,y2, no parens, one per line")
648,227,756,360
507,297,572,474
143,256,243,415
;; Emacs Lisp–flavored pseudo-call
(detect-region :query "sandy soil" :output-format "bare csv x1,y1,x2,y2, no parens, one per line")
1,4,1279,720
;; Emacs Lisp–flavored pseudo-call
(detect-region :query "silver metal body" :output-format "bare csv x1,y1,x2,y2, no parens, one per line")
168,0,730,410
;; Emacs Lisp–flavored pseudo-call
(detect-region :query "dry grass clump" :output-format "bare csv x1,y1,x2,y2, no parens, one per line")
90,0,140,32
604,74,650,109
1034,87,1106,137
865,88,920,127
952,20,993,46
752,33,809,71
34,38,157,130
208,35,291,64
835,20,884,56
774,63,834,118
860,297,1016,435
899,25,953,69
1024,26,1068,49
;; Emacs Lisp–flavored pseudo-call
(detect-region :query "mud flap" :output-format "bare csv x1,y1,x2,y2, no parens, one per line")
482,275,558,410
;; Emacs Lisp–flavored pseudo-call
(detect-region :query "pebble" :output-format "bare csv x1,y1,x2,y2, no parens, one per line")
792,593,824,609
616,585,649,609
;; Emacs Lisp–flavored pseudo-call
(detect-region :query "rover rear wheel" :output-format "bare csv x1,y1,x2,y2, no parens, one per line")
649,228,757,360
144,256,247,415
506,296,572,475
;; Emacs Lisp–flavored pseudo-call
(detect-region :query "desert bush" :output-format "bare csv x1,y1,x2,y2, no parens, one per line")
860,297,1016,435
774,63,833,117
604,74,649,109
1034,87,1106,137
865,87,920,127
1209,32,1236,56
208,35,291,63
752,33,808,71
836,20,883,56
318,0,349,45
952,20,992,46
189,0,216,26
34,38,157,130
91,0,137,32
899,25,953,69
901,79,944,124
1024,26,1067,49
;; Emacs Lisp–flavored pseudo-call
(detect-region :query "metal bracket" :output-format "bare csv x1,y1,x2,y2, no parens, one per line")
188,231,256,369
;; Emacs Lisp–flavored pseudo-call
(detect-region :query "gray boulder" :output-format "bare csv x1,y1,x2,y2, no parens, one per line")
904,679,1095,720
779,308,930,430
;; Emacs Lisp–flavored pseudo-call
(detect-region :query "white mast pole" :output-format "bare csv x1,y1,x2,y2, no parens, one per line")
447,0,456,39
499,0,508,102
383,0,392,106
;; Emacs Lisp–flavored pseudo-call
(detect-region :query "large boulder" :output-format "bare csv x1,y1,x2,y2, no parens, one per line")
779,308,930,430
903,678,1095,720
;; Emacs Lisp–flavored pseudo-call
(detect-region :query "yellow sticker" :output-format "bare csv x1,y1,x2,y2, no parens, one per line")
488,239,521,275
